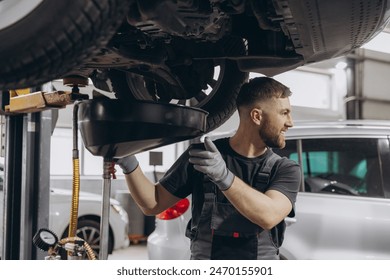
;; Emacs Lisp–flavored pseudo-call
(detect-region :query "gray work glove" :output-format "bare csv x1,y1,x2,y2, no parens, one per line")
189,137,235,191
115,155,139,174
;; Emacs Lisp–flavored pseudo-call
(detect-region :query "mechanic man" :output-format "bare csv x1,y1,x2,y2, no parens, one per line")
116,77,301,260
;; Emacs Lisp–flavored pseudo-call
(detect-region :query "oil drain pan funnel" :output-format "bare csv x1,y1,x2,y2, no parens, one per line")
77,99,208,158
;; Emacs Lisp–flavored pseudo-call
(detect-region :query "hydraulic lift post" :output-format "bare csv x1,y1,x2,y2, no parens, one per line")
2,113,24,260
1,110,54,260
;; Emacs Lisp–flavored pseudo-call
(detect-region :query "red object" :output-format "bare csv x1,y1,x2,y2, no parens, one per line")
156,198,190,220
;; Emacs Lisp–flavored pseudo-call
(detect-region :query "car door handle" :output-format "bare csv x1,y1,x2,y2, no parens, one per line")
285,217,297,226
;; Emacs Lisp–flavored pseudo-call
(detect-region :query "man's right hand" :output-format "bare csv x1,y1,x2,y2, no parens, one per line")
115,155,139,174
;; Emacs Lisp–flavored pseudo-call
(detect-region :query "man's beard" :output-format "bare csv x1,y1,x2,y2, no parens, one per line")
258,116,285,149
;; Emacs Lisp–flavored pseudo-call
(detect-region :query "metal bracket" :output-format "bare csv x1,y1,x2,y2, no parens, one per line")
4,90,88,114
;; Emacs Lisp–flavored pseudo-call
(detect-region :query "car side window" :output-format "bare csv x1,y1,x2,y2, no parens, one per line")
275,138,385,198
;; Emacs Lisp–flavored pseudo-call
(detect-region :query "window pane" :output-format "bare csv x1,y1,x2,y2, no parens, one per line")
275,138,384,198
250,70,333,109
301,138,383,197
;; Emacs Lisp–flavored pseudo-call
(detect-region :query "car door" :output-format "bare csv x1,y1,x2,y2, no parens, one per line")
276,136,390,259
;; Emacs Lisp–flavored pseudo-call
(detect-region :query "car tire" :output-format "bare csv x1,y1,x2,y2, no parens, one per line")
109,42,248,132
61,219,114,260
0,0,129,89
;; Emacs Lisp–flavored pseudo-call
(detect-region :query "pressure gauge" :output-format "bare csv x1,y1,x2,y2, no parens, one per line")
33,228,59,251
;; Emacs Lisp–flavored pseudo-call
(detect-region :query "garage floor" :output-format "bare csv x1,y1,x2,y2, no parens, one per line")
108,243,148,260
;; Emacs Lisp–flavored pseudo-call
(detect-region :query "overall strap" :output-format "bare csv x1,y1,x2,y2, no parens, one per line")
253,151,282,188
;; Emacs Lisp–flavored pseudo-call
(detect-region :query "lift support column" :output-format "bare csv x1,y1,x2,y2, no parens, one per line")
1,89,54,260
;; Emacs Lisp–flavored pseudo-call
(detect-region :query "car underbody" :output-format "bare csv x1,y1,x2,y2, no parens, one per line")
1,0,390,131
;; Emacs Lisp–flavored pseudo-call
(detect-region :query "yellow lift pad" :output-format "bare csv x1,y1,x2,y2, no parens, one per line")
6,90,74,114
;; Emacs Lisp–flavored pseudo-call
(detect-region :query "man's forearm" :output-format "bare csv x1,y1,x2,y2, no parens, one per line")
124,166,160,215
124,166,182,216
223,176,292,230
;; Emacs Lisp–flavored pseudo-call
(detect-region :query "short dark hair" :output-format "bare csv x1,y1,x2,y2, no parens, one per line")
236,77,292,109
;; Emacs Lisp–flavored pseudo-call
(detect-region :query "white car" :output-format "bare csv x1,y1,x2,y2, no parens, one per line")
148,120,390,260
49,187,130,258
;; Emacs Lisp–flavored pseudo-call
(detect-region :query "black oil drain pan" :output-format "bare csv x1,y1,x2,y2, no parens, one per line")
77,99,208,158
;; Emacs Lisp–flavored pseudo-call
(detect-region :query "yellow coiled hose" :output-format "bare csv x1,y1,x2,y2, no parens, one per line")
68,157,80,238
68,103,81,251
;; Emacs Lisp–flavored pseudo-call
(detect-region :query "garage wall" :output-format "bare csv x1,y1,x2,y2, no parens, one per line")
354,49,390,119
215,66,346,135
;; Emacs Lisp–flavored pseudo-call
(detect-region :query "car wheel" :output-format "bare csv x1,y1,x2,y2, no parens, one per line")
109,50,248,132
61,219,113,260
0,0,129,89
